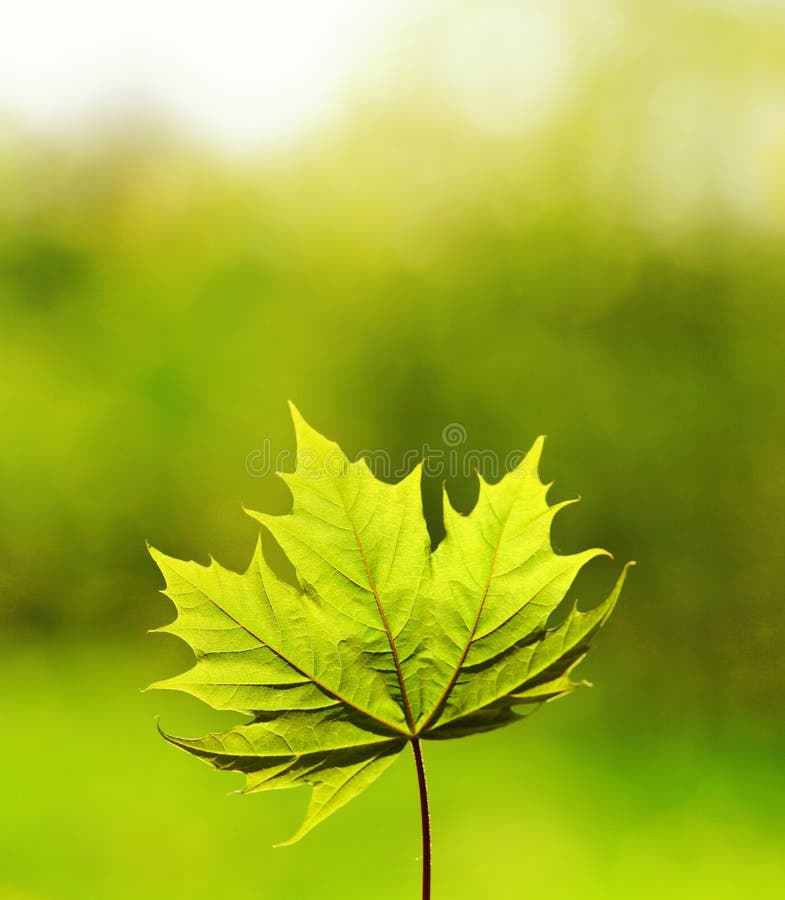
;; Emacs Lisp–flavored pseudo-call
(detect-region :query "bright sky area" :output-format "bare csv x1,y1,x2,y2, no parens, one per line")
0,0,431,148
0,0,576,149
0,0,781,227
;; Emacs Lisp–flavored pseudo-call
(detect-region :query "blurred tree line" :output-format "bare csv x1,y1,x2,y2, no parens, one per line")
1,0,783,724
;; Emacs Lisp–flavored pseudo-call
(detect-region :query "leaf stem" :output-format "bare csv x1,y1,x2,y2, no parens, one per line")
411,738,431,900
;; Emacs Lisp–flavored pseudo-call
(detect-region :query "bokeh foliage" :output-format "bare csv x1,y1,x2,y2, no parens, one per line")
1,1,784,895
3,0,784,717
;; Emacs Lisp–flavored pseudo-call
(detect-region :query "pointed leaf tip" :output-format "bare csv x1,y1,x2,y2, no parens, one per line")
287,401,314,439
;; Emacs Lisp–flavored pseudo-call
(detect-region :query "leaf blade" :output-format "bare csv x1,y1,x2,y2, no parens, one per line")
149,407,630,843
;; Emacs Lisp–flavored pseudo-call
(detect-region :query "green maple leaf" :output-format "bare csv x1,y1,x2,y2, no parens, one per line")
148,405,632,848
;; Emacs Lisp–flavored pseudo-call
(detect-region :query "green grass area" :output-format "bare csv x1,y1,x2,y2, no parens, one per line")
1,639,782,899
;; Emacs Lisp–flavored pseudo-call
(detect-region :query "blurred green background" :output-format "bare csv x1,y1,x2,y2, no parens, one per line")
2,1,784,897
